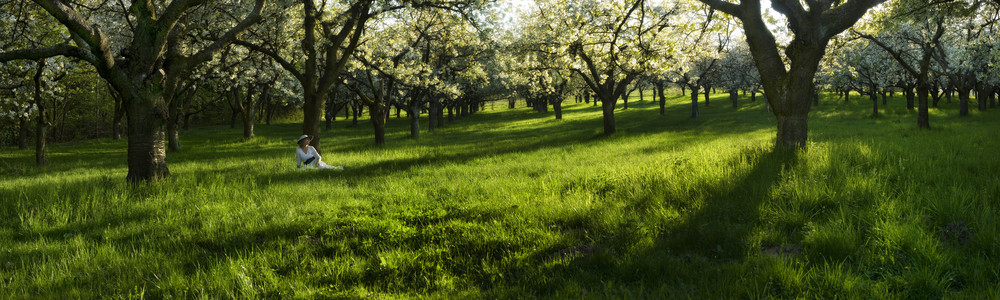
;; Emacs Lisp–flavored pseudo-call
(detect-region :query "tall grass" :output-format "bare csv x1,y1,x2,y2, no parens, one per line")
1,91,999,298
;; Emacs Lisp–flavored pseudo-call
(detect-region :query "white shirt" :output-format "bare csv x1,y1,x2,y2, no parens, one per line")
296,146,320,167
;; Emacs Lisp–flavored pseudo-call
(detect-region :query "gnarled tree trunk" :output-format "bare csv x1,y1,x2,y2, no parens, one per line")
125,86,170,182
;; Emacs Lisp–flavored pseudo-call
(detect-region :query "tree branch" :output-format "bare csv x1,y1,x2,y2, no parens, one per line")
233,40,304,82
0,43,91,63
180,0,266,73
695,0,742,18
32,0,115,74
822,0,887,38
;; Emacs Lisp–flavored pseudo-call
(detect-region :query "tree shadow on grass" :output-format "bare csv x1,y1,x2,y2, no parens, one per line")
490,146,800,297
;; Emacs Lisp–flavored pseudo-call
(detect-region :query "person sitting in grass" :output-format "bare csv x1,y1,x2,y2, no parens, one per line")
295,135,343,170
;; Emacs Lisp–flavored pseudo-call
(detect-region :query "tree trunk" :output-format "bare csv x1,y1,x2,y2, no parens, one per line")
302,90,324,151
844,90,849,102
230,108,238,129
703,87,710,106
751,90,757,102
584,92,590,104
977,87,988,111
242,115,254,139
657,82,666,115
168,112,181,151
410,101,420,138
447,105,454,122
958,88,970,116
553,100,563,120
639,88,644,101
264,95,273,125
325,98,334,130
776,113,808,148
351,102,359,126
508,98,515,109
370,104,387,146
931,88,941,107
428,101,436,133
32,61,47,165
730,90,738,108
18,116,29,150
690,85,700,118
990,89,997,108
167,91,183,152
622,93,629,109
125,88,170,182
906,87,915,110
601,92,616,134
871,88,879,118
112,91,125,140
442,103,444,128
35,116,47,166
917,86,930,129
881,90,887,105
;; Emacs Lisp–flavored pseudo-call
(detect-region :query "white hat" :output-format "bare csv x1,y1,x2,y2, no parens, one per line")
296,135,311,143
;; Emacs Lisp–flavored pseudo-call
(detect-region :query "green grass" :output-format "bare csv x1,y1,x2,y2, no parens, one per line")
2,91,999,298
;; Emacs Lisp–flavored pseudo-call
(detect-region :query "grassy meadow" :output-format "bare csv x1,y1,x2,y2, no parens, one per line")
2,91,999,298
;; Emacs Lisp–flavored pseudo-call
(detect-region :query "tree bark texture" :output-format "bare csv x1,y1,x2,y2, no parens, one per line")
553,101,563,120
370,104,387,146
410,101,420,138
125,87,170,182
601,93,616,134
